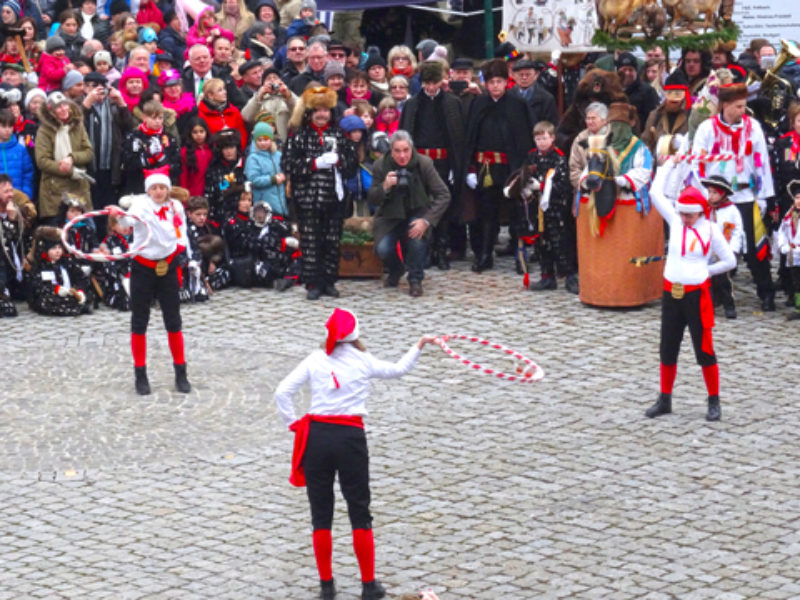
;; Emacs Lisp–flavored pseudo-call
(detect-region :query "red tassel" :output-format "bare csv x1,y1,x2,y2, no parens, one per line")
745,140,753,155
331,371,340,389
523,273,530,289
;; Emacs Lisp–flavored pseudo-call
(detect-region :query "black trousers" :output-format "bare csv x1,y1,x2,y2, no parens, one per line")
130,261,182,335
710,272,734,309
297,203,343,289
304,421,372,531
660,290,716,367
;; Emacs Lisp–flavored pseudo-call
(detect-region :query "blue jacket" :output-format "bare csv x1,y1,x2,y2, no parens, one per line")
244,142,287,216
0,135,34,199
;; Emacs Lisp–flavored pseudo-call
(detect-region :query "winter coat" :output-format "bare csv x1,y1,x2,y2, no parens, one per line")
28,256,90,316
36,52,70,93
82,98,134,186
640,105,690,156
280,122,358,211
35,101,94,219
0,135,35,199
180,145,213,197
158,27,187,65
204,158,245,223
136,0,167,30
240,89,298,142
57,30,87,63
121,126,182,194
244,142,287,215
197,100,248,151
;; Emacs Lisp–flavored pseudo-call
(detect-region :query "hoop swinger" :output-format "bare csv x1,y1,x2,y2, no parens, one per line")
435,334,545,383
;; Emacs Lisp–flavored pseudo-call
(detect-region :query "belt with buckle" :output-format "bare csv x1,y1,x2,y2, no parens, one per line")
134,248,181,276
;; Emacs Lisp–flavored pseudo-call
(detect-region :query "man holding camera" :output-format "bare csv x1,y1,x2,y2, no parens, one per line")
369,130,451,297
82,71,133,237
241,66,298,144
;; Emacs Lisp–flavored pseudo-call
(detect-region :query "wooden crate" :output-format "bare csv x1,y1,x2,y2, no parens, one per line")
339,242,383,278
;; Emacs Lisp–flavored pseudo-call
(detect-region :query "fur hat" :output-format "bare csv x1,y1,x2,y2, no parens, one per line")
717,82,748,104
45,35,66,53
482,58,508,82
419,60,443,83
607,102,637,126
198,234,225,263
211,128,242,150
301,85,337,111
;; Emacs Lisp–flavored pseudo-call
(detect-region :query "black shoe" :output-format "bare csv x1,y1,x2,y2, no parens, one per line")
135,366,151,396
307,287,323,300
322,283,340,298
274,279,293,292
319,578,336,600
645,392,672,418
471,254,494,272
435,254,451,271
565,274,579,294
530,277,557,291
724,306,737,319
761,292,776,312
706,395,721,421
174,363,191,393
409,282,423,297
361,580,386,600
384,270,403,287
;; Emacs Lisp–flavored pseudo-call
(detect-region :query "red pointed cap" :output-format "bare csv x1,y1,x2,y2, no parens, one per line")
677,186,710,218
325,308,359,355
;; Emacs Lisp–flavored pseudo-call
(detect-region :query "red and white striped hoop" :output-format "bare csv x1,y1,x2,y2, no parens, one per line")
61,208,151,263
659,153,736,164
436,334,544,383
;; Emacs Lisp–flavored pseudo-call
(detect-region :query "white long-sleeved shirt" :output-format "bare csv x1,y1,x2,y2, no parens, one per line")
651,165,736,285
121,195,189,261
778,209,800,266
274,343,421,426
709,202,745,256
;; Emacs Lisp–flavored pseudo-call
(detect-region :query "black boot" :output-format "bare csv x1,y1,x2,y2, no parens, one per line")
174,363,191,393
471,223,495,272
361,580,386,600
760,288,776,312
434,231,450,270
645,392,672,418
319,578,336,600
706,395,721,421
135,366,151,396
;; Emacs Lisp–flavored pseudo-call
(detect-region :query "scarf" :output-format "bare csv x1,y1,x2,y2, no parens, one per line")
53,124,73,163
139,122,163,137
391,65,414,79
203,98,228,113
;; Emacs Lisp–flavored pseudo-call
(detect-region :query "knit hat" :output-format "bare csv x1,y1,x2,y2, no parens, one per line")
62,70,84,91
144,166,172,191
253,121,274,140
45,35,66,53
93,50,112,67
300,0,316,13
700,175,734,197
415,39,438,60
663,69,690,109
24,87,46,109
325,308,359,355
494,42,519,62
138,27,157,43
615,52,638,70
426,46,448,64
2,0,21,19
47,91,69,109
157,68,182,87
323,60,345,82
1,61,23,73
363,52,386,72
339,114,366,132
676,186,709,217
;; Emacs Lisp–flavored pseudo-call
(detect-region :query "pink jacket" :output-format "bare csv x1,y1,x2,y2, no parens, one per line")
36,52,70,93
186,8,234,51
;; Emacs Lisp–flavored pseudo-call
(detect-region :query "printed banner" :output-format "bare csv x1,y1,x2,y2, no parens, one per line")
502,0,605,53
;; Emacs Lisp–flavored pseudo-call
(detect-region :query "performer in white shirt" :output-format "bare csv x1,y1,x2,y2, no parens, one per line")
112,167,193,395
274,308,437,600
646,162,736,421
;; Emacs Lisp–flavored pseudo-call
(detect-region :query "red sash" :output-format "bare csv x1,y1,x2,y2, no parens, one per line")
288,414,364,487
664,278,715,354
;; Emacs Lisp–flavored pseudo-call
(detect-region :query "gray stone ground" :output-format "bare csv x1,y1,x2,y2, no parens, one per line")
1,255,799,599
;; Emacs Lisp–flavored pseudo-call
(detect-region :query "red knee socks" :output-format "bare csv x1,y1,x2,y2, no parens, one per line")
312,529,333,581
702,364,719,396
167,331,185,365
352,528,375,583
660,363,677,395
131,333,147,367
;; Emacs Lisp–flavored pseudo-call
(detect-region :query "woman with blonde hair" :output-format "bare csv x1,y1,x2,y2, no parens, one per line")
387,44,420,94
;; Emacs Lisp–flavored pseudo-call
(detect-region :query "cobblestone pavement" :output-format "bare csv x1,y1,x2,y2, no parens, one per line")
2,255,799,599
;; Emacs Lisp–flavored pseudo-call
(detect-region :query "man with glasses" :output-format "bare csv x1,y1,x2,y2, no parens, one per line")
289,40,328,95
280,36,308,83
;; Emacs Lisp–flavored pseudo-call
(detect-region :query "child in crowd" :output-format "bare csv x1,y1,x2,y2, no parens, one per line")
244,122,288,217
93,50,120,85
205,128,245,224
180,117,212,198
375,97,399,136
28,236,91,316
779,180,800,321
0,108,34,200
339,115,371,214
350,99,376,133
186,195,230,291
121,99,182,194
512,121,578,293
36,35,70,93
250,201,301,290
701,175,744,319
97,213,132,311
222,184,256,287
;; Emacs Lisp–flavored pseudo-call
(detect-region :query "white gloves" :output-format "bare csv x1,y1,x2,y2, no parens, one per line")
502,184,512,198
615,176,629,189
81,264,92,276
315,151,339,169
148,137,163,156
466,173,478,189
188,260,201,275
56,285,70,297
74,290,86,305
284,236,300,249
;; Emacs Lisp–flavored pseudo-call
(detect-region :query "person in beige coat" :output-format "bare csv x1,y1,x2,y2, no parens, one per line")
35,92,94,223
240,66,298,143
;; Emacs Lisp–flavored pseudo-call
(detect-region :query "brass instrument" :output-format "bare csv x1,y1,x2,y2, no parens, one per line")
758,39,800,131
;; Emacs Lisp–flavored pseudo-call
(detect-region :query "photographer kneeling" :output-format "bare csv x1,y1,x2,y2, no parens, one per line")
369,130,450,297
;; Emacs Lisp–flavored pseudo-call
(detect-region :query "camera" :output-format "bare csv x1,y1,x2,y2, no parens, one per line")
270,83,281,92
395,168,410,189
371,131,390,155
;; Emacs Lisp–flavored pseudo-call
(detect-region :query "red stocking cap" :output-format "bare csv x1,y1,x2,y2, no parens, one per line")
325,308,359,355
677,186,710,218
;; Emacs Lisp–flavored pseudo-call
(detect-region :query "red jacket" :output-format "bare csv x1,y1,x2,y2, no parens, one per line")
136,1,167,30
36,52,70,93
197,101,248,151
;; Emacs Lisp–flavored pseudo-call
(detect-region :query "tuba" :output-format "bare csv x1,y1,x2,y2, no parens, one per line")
757,39,800,132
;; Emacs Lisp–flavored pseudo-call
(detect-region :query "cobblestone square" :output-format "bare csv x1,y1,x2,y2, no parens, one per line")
2,256,798,599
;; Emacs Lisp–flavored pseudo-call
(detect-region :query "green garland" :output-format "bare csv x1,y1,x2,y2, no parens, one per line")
591,22,740,52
